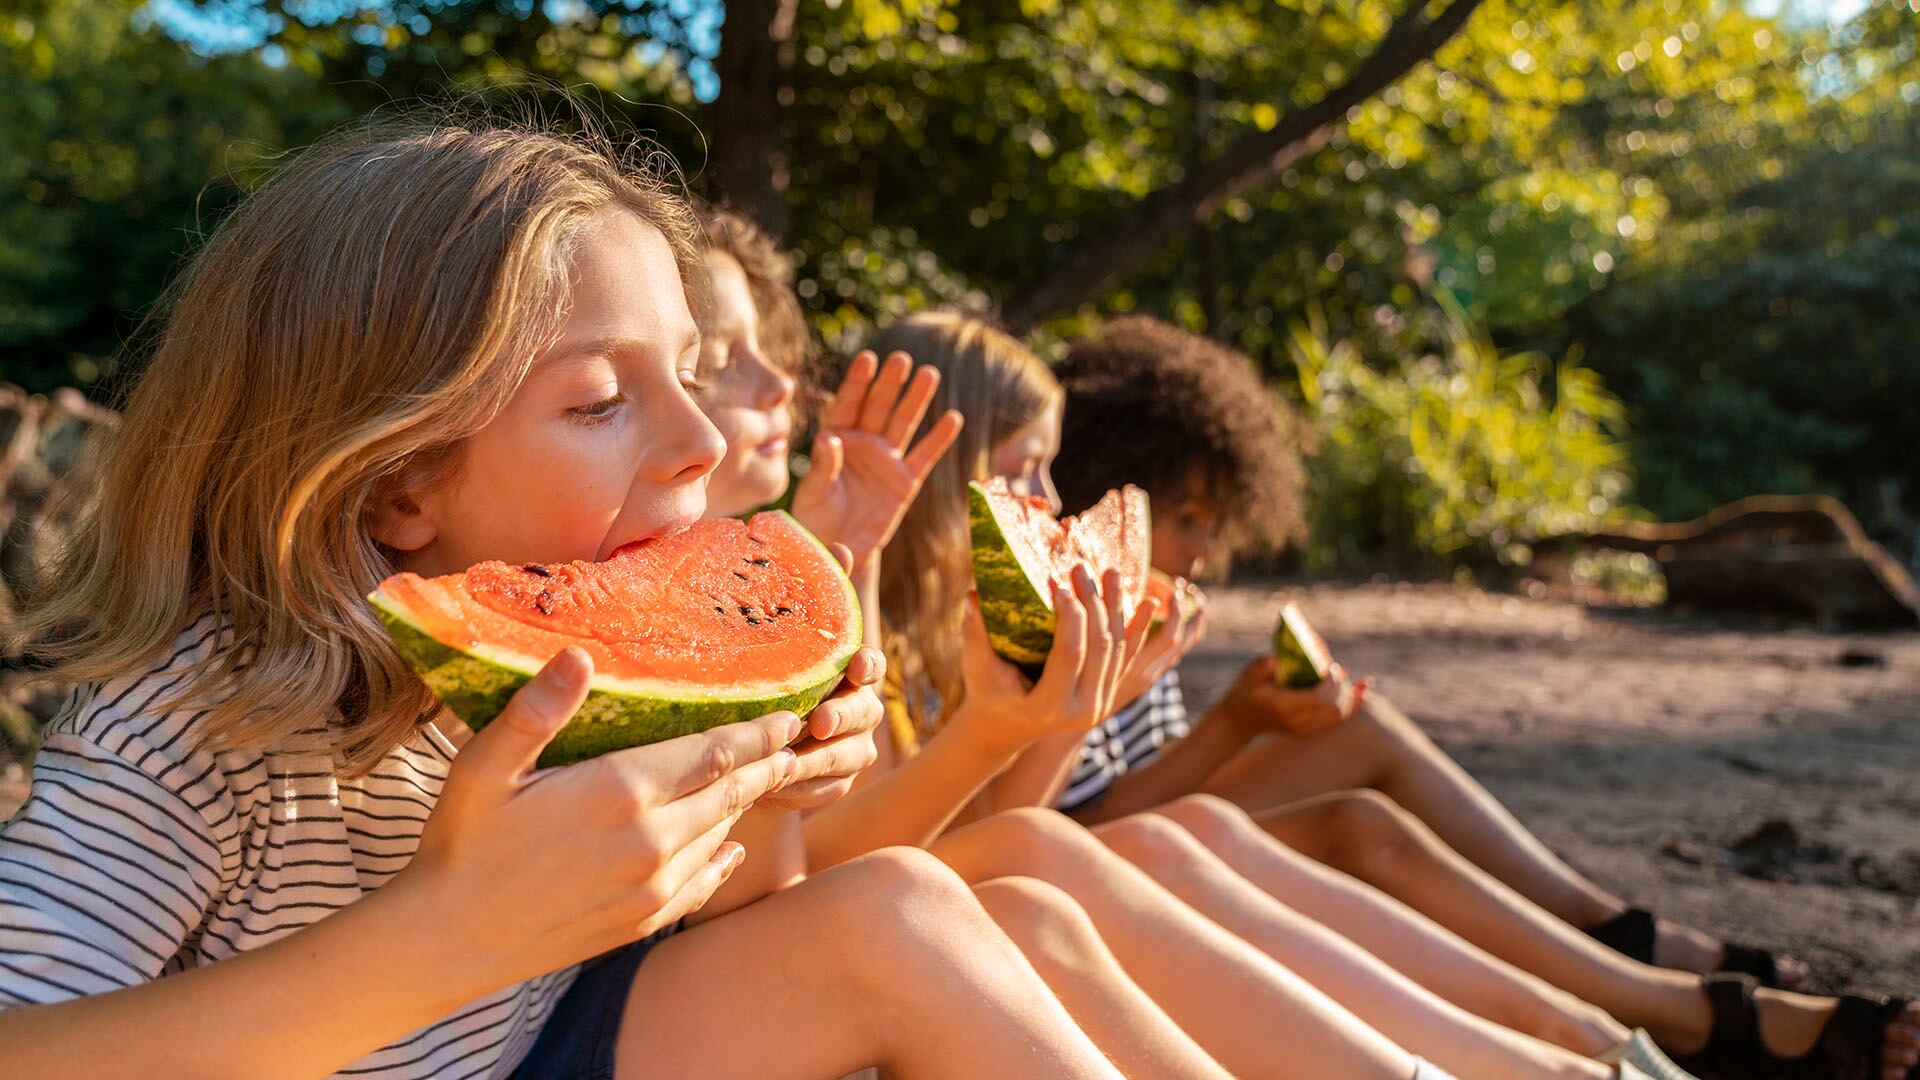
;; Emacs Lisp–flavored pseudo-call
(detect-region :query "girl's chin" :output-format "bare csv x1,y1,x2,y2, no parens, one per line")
707,470,790,518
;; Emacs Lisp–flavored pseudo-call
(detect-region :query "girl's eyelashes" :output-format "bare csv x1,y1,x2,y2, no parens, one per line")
565,392,627,424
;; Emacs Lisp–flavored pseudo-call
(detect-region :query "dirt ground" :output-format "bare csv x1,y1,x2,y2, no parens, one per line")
4,579,1915,996
1181,580,1920,997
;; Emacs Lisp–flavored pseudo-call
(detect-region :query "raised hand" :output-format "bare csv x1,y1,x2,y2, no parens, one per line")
953,565,1156,755
789,350,964,570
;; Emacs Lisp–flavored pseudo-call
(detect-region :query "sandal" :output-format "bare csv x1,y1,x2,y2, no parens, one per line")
1667,972,1919,1080
1585,907,1795,988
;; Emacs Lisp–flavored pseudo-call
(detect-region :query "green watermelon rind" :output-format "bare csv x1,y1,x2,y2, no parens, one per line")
372,514,861,768
968,481,1058,667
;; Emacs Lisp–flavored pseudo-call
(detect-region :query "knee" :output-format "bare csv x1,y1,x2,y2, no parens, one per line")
1096,811,1208,872
971,876,1107,972
1322,789,1424,875
1152,793,1256,846
829,846,979,923
965,806,1104,876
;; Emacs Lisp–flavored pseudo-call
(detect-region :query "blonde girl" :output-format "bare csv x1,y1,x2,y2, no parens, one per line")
0,118,1142,1080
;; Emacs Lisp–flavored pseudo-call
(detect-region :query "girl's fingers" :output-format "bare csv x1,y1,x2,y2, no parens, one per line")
820,351,878,430
785,728,880,787
810,433,846,493
1069,566,1115,704
804,681,883,742
902,410,965,481
640,833,746,935
857,351,913,432
883,363,941,451
451,647,592,798
649,744,802,851
1033,578,1090,701
609,710,803,805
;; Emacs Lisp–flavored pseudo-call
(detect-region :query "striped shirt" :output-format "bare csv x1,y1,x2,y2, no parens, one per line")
0,617,576,1078
1054,670,1190,813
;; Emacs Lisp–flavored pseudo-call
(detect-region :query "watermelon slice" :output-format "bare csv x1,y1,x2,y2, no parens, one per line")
1272,602,1334,689
371,511,861,767
968,478,1151,666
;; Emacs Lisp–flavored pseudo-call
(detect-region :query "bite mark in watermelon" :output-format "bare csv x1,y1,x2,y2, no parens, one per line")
371,510,861,767
967,478,1150,666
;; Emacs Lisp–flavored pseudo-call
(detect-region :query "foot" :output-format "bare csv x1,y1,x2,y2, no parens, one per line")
1663,982,1920,1078
1652,916,1810,989
1749,988,1920,1080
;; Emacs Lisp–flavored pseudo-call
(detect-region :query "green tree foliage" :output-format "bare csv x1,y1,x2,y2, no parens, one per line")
0,0,344,390
2,0,1915,566
1287,296,1633,572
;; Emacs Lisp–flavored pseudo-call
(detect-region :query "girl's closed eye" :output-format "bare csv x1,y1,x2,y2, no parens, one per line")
566,392,627,424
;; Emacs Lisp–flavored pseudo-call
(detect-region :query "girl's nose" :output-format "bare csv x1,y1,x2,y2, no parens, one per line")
648,390,729,485
747,346,796,412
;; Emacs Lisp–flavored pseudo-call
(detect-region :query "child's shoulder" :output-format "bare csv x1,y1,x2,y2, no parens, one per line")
35,614,319,823
51,613,230,751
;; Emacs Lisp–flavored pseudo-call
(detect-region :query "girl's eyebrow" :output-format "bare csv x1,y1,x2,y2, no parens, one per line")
541,329,704,367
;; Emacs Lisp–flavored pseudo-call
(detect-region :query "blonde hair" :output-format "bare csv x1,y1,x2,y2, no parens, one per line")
869,312,1061,735
16,115,705,773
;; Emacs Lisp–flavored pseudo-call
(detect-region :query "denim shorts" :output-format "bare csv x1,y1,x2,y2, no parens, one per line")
513,923,680,1080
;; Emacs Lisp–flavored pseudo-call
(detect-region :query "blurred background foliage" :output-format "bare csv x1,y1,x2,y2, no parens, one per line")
1,0,1916,573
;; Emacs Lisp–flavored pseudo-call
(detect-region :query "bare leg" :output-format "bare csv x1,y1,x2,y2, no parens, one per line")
1252,789,1920,1075
1146,793,1628,1056
1089,810,1612,1080
972,876,1231,1079
1199,693,1626,930
615,848,1122,1080
934,808,1603,1080
1199,691,1760,977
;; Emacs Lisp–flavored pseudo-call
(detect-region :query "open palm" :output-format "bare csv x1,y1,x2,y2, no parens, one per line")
790,350,964,569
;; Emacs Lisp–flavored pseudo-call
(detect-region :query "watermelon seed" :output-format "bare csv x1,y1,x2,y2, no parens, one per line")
775,606,793,616
744,557,771,567
534,589,554,616
745,616,762,625
713,605,725,614
522,563,552,577
732,571,750,581
738,604,754,615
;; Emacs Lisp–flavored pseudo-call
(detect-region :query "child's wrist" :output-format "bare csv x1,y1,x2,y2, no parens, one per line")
945,701,1031,763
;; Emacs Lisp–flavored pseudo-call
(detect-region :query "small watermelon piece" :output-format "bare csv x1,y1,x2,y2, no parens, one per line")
1272,602,1334,689
968,478,1150,666
371,511,861,767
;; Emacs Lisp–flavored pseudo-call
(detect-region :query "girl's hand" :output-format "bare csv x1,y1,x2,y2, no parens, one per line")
1111,578,1208,709
403,649,845,981
955,565,1155,755
758,644,886,810
789,350,964,570
1220,656,1367,737
763,540,885,810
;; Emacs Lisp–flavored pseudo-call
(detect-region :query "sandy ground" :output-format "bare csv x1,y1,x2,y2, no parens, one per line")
4,580,1915,996
1181,580,1920,997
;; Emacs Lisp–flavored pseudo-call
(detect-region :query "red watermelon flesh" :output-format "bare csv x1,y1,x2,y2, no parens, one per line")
968,478,1151,665
371,510,860,765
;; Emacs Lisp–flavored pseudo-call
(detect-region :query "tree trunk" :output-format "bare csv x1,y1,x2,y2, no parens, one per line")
1002,0,1486,332
708,0,798,235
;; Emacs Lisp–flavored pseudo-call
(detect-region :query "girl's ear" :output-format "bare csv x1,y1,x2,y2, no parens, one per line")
367,480,438,553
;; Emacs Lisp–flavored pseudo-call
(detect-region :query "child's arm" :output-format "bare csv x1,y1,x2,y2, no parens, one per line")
975,728,1089,812
0,651,840,1077
802,570,1145,867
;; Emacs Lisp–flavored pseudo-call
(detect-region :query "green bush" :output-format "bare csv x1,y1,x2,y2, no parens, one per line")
1287,295,1637,574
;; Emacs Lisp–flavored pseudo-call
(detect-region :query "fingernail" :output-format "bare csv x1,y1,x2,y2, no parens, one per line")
775,746,799,779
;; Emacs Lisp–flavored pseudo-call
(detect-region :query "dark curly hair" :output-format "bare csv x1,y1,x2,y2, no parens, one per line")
1055,316,1307,560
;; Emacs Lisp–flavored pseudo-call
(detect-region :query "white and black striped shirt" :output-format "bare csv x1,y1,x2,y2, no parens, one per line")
1054,670,1191,813
0,617,576,1078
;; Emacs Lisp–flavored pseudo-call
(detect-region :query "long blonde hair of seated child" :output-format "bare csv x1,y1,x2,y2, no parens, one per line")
15,117,706,774
866,311,1060,747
